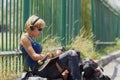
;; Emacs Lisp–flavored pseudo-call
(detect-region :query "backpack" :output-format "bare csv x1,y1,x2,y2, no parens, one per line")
82,58,98,78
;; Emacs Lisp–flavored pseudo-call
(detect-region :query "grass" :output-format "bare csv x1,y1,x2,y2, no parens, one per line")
41,28,120,61
0,70,20,80
0,54,23,80
1,30,120,79
71,28,120,60
71,28,100,60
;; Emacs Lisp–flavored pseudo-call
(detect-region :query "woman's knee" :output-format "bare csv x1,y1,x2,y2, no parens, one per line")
71,50,78,56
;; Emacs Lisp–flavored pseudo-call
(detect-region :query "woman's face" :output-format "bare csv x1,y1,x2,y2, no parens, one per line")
32,27,43,37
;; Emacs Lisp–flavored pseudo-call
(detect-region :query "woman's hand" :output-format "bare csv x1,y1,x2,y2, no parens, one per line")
47,50,62,59
47,53,54,58
56,50,62,55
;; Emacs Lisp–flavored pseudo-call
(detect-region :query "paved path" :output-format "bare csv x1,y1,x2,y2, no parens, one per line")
103,57,120,80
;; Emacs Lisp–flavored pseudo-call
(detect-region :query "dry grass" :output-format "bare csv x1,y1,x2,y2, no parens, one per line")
42,35,61,48
41,35,61,55
0,68,21,80
71,27,100,60
1,29,120,79
71,27,120,60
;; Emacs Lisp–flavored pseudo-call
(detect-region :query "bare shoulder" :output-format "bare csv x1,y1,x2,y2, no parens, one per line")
20,35,30,45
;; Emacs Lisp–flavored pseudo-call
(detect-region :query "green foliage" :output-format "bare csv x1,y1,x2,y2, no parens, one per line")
96,38,120,57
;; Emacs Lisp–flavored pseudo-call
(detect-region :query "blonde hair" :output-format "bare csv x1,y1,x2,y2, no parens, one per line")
25,15,45,31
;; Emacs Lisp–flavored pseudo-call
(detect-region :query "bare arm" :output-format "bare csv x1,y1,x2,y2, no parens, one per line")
20,36,45,61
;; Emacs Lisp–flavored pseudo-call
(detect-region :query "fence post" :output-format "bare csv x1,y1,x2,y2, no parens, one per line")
61,0,66,46
23,0,30,71
23,0,30,32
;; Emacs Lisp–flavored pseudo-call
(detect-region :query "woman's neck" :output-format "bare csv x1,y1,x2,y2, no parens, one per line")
24,32,33,38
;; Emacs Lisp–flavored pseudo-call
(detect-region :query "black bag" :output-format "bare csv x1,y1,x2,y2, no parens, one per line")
82,58,111,80
99,75,111,80
82,58,98,78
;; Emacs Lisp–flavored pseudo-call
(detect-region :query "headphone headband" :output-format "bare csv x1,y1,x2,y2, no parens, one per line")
29,17,40,30
32,17,40,25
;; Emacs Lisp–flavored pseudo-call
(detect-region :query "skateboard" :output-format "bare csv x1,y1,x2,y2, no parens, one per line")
37,56,59,71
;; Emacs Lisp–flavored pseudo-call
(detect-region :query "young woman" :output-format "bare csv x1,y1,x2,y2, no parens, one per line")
20,15,82,80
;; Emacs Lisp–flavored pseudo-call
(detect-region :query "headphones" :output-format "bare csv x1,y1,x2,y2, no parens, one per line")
29,17,40,30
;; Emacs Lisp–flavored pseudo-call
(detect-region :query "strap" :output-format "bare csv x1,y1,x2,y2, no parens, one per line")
56,62,64,73
56,62,69,80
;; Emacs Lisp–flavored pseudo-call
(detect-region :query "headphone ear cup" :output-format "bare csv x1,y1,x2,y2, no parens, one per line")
29,17,39,31
30,25,34,30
